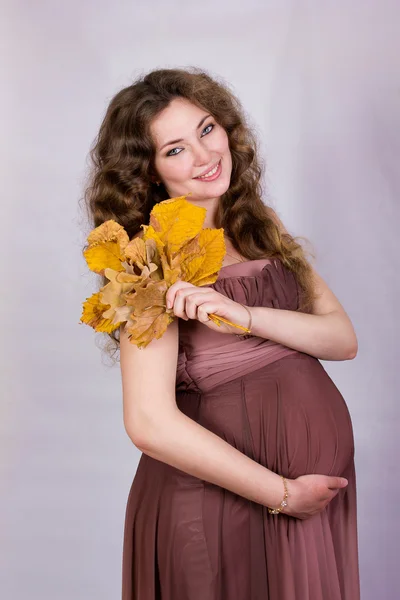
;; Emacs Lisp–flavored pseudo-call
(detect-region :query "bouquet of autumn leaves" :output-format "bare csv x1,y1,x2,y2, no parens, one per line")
80,195,249,348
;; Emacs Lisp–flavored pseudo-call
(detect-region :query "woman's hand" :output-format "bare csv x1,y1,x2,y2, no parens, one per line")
166,280,251,334
282,474,349,520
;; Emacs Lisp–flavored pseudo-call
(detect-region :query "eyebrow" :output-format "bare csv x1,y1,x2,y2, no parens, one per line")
159,114,212,151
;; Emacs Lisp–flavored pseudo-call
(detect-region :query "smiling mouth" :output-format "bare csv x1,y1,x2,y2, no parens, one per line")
193,159,221,179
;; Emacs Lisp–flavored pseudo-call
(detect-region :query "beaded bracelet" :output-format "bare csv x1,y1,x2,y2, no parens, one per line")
267,476,289,515
235,303,252,336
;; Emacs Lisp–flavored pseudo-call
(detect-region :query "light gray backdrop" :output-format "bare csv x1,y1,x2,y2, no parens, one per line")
2,1,399,598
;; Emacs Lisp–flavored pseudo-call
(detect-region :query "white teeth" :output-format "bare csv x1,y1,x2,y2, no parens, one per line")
196,161,220,179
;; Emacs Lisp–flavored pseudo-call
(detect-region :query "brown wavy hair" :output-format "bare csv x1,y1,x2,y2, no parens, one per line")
82,67,318,359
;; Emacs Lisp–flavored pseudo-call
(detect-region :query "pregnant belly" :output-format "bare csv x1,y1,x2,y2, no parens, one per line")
177,352,355,480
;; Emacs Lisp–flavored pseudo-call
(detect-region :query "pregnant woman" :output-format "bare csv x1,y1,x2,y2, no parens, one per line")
84,67,360,599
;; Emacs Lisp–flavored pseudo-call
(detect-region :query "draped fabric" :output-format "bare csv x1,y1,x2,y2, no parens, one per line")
122,258,360,599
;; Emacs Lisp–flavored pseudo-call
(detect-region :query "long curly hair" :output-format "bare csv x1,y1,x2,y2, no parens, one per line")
82,67,318,359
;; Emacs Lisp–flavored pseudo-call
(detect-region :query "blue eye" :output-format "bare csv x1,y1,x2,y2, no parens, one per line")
201,123,214,136
166,147,182,157
165,123,215,157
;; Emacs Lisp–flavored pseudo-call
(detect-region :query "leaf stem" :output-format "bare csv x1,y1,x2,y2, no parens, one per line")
208,313,251,333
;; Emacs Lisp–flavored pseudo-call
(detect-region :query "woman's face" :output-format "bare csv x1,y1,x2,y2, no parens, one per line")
150,97,232,203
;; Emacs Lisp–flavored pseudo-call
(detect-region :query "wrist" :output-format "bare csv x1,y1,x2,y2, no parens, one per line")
235,303,253,336
267,475,290,515
263,471,286,508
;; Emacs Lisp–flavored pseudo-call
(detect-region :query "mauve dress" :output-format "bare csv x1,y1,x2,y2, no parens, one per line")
121,257,360,600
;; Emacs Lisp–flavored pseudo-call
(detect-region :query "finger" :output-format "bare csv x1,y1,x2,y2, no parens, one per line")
195,302,222,324
327,476,348,490
197,304,211,323
165,281,194,308
172,288,190,320
184,294,199,320
185,293,216,320
175,289,213,320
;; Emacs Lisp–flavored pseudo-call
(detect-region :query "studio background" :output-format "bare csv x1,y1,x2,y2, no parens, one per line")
2,1,398,598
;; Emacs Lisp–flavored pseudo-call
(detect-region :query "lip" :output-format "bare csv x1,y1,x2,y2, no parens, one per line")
193,159,221,179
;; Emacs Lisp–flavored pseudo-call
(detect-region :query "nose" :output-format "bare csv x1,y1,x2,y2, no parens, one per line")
192,139,212,166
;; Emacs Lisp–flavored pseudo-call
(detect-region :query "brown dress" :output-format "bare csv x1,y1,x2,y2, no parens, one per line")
121,258,360,600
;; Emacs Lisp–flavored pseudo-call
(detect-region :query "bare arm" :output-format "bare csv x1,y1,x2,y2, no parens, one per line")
248,273,358,360
167,267,358,361
120,319,285,509
250,208,359,360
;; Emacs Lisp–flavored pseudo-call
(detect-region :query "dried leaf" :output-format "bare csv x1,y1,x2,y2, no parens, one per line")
125,279,168,314
141,225,165,257
103,304,132,325
125,307,174,349
123,236,148,267
179,228,226,286
145,238,160,269
86,219,129,250
120,237,161,277
84,220,129,274
149,196,206,255
160,252,182,287
80,292,120,333
97,269,139,326
80,195,247,348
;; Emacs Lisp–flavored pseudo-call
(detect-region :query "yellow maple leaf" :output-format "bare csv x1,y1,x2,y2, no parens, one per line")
141,225,165,257
123,236,147,267
159,252,182,287
178,228,226,286
149,196,206,255
80,292,121,333
83,220,130,274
